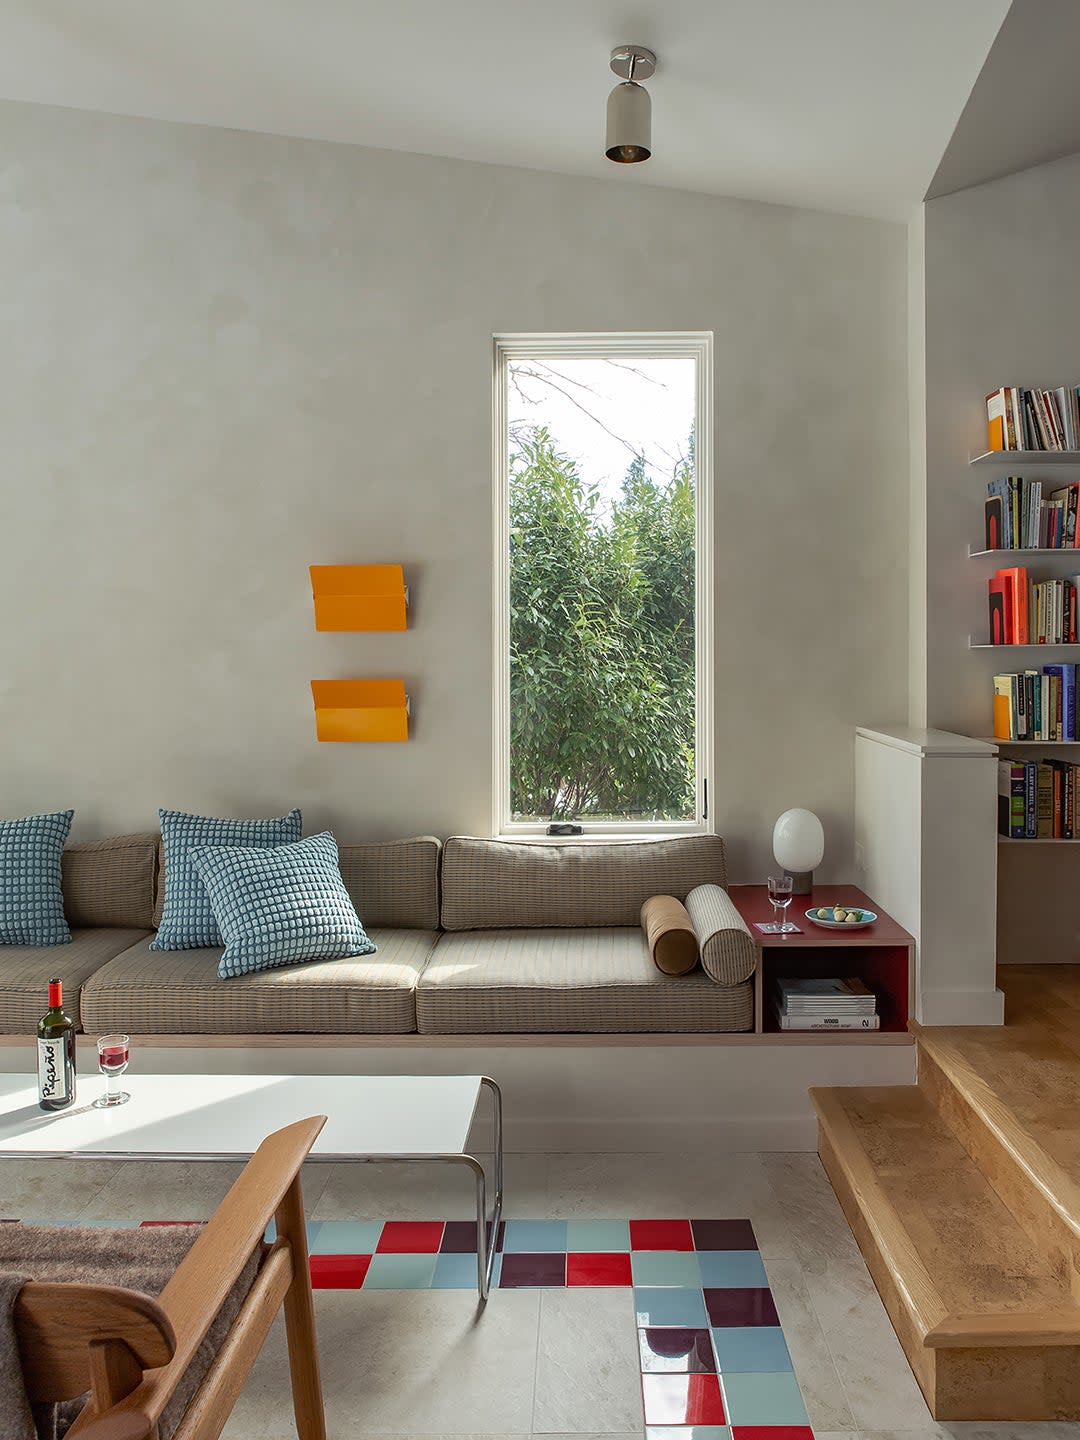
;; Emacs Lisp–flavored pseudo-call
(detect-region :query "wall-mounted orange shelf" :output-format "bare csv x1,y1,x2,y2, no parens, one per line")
310,679,410,742
309,564,408,631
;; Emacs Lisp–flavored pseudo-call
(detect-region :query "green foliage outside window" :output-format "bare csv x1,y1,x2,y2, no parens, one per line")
509,425,696,821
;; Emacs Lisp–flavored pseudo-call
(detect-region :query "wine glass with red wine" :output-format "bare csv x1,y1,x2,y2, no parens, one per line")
94,1033,130,1108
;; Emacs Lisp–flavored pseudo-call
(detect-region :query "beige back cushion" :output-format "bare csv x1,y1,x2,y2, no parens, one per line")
63,834,158,930
153,833,441,932
336,837,442,930
440,835,727,931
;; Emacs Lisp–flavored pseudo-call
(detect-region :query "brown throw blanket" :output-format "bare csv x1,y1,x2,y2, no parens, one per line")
0,1223,261,1440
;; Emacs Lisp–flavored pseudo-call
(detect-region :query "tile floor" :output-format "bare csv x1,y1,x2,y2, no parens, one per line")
3,1149,1073,1440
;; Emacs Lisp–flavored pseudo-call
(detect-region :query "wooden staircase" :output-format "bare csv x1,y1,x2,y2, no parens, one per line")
812,964,1080,1421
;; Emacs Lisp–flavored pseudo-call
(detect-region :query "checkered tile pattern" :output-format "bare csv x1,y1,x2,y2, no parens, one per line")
151,806,302,951
189,831,376,978
0,809,74,947
16,1213,810,1434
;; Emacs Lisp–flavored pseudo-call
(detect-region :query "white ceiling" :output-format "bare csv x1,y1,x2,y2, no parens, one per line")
0,0,1010,221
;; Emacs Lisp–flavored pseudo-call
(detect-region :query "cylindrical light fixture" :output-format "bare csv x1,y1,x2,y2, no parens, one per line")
605,45,656,164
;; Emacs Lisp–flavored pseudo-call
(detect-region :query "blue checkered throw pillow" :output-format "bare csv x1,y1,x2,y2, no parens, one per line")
151,807,302,951
0,810,74,947
188,831,376,979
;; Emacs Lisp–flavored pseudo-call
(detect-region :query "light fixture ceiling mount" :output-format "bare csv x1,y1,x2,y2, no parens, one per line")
605,44,656,165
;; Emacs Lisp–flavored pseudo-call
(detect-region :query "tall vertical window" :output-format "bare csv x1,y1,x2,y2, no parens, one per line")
493,334,712,834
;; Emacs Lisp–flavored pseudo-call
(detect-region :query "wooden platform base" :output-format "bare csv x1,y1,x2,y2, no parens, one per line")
813,965,1080,1421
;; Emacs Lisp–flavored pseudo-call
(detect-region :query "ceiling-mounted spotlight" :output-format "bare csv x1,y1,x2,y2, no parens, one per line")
605,45,656,164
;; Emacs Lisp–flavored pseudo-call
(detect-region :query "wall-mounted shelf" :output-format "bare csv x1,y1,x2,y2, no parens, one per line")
978,737,1080,747
970,451,1080,466
969,639,1080,650
310,565,408,631
969,546,1080,558
999,836,1080,845
310,679,410,742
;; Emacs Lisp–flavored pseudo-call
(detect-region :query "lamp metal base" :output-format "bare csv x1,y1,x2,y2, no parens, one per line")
784,869,813,896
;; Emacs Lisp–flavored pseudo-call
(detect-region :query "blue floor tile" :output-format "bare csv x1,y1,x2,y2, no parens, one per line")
431,1252,487,1289
363,1253,438,1289
721,1371,808,1425
697,1250,769,1288
634,1286,709,1328
632,1251,702,1288
307,1220,382,1255
711,1325,793,1373
503,1219,568,1253
566,1218,631,1252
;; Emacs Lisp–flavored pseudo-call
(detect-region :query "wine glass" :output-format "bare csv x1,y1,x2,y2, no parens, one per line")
94,1033,131,1108
766,874,795,934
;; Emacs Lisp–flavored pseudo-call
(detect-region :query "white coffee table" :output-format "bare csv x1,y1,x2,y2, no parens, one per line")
0,1072,504,1299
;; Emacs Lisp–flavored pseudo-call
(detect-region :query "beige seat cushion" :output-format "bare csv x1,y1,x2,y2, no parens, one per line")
81,928,436,1034
416,928,753,1034
0,929,150,1030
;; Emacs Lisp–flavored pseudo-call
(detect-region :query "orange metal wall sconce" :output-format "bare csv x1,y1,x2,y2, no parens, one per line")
309,564,408,632
310,679,410,742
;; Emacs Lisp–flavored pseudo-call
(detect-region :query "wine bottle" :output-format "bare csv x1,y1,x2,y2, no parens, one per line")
37,977,76,1111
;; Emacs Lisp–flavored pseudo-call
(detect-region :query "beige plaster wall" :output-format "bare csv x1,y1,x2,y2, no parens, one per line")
0,99,909,880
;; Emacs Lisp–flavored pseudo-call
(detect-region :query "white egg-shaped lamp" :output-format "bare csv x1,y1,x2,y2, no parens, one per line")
772,809,824,895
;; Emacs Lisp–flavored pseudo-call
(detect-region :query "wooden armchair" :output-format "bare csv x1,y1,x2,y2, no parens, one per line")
15,1115,327,1440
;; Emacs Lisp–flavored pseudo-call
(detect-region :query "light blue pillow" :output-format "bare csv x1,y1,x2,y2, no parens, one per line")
151,807,302,951
0,810,74,947
188,831,377,979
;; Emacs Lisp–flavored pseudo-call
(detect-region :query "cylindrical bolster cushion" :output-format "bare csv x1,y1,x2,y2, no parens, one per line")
641,895,700,976
685,884,757,986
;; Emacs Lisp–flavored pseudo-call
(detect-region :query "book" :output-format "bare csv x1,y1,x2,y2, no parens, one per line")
995,567,1028,642
985,496,1004,550
988,577,1010,644
993,674,1014,739
779,1015,881,1031
986,388,1009,451
998,758,1027,838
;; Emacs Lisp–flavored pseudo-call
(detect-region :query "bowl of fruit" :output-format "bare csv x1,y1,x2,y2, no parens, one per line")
804,904,878,931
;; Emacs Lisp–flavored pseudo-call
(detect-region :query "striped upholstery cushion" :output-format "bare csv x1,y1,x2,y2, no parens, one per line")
684,885,757,986
81,928,434,1034
416,928,753,1034
440,835,727,930
63,833,158,930
337,837,441,929
0,928,150,1029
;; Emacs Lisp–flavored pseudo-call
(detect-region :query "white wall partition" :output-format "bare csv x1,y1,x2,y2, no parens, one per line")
855,725,1002,1025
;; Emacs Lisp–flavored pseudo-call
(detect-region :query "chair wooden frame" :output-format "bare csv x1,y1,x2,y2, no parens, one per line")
14,1115,328,1440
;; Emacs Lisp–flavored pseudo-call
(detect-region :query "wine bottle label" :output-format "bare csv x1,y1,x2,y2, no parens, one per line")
38,1038,70,1103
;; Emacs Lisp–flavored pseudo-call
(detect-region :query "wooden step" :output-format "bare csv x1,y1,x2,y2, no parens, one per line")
811,1084,1080,1420
916,1020,1080,1297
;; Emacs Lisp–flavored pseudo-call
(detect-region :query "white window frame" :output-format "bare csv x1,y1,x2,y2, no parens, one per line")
492,331,714,838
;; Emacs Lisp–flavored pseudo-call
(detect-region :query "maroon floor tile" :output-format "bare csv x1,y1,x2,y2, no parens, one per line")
498,1252,566,1288
566,1251,633,1287
731,1429,814,1440
691,1218,758,1251
638,1326,716,1373
309,1254,371,1289
630,1219,695,1252
704,1287,780,1327
439,1219,506,1254
641,1372,726,1424
376,1221,445,1253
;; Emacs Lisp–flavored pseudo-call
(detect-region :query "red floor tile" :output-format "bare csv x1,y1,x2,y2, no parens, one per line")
376,1221,445,1253
630,1219,695,1252
309,1254,371,1289
641,1372,726,1424
731,1430,815,1440
566,1251,633,1286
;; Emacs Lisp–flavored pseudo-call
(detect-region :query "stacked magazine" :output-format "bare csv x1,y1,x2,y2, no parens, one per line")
773,976,879,1032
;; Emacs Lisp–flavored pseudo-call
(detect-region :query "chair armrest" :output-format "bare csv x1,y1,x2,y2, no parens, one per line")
70,1114,325,1440
685,884,757,985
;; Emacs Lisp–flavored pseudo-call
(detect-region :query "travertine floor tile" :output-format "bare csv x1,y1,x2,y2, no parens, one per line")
533,1288,643,1434
765,1255,856,1432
